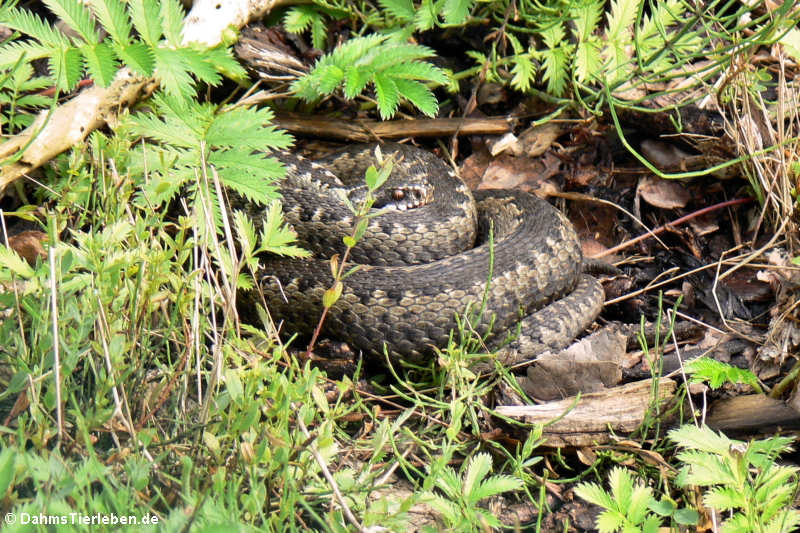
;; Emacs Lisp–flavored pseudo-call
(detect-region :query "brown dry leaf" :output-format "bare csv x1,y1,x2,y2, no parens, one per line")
459,147,491,190
516,123,564,157
636,174,690,209
8,230,47,264
520,327,628,401
478,153,561,192
640,140,695,171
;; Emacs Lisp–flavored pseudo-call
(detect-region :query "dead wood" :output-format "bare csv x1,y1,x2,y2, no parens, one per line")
705,394,800,433
273,112,514,142
495,378,677,447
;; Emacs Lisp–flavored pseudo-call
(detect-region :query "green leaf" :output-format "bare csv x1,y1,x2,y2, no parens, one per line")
128,0,162,46
473,475,523,501
323,281,343,308
284,6,318,34
153,47,194,98
673,507,700,525
50,45,83,90
114,41,154,76
81,41,118,86
574,481,616,510
2,7,71,48
0,245,35,278
669,424,736,456
89,0,132,44
595,509,626,533
373,73,399,119
378,0,415,21
44,0,100,43
462,453,492,500
510,52,535,92
0,448,16,497
160,0,185,46
443,0,472,25
258,200,310,258
393,78,438,117
414,0,438,31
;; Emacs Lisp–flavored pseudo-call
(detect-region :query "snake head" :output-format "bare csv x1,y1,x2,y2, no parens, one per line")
348,184,433,211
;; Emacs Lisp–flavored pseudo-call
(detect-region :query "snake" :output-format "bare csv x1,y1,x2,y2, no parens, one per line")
251,143,605,365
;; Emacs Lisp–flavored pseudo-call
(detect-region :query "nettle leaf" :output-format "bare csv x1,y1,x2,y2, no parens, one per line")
382,60,448,84
310,13,327,50
259,200,311,258
574,39,602,83
414,0,438,31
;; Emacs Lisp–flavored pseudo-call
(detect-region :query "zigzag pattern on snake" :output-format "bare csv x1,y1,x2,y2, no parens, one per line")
247,143,605,365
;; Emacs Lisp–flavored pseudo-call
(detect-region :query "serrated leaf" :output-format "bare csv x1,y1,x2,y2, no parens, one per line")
343,66,370,99
259,200,310,258
179,47,222,86
0,41,53,69
510,52,535,92
373,73,399,119
160,0,185,46
114,41,154,76
310,14,327,50
81,41,118,86
284,6,317,34
443,0,472,25
89,0,132,44
3,7,71,48
153,47,194,99
378,0,415,20
574,481,616,510
414,0,438,31
0,245,35,278
128,0,162,46
473,475,523,501
44,0,100,44
595,509,626,533
393,78,437,117
49,45,83,90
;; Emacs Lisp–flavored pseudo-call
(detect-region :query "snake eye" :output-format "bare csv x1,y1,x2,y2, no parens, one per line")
392,189,406,201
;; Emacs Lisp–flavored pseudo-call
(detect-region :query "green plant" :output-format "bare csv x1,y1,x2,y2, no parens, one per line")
670,424,800,533
0,0,245,97
684,357,763,393
575,466,699,533
124,93,296,236
420,452,523,531
291,33,449,119
0,60,53,133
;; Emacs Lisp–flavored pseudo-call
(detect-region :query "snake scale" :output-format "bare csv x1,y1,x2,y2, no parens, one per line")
251,143,605,365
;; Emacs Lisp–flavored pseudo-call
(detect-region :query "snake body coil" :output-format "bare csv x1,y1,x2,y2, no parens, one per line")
253,144,604,364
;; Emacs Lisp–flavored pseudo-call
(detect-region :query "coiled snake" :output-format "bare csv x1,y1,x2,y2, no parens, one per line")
255,143,604,365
